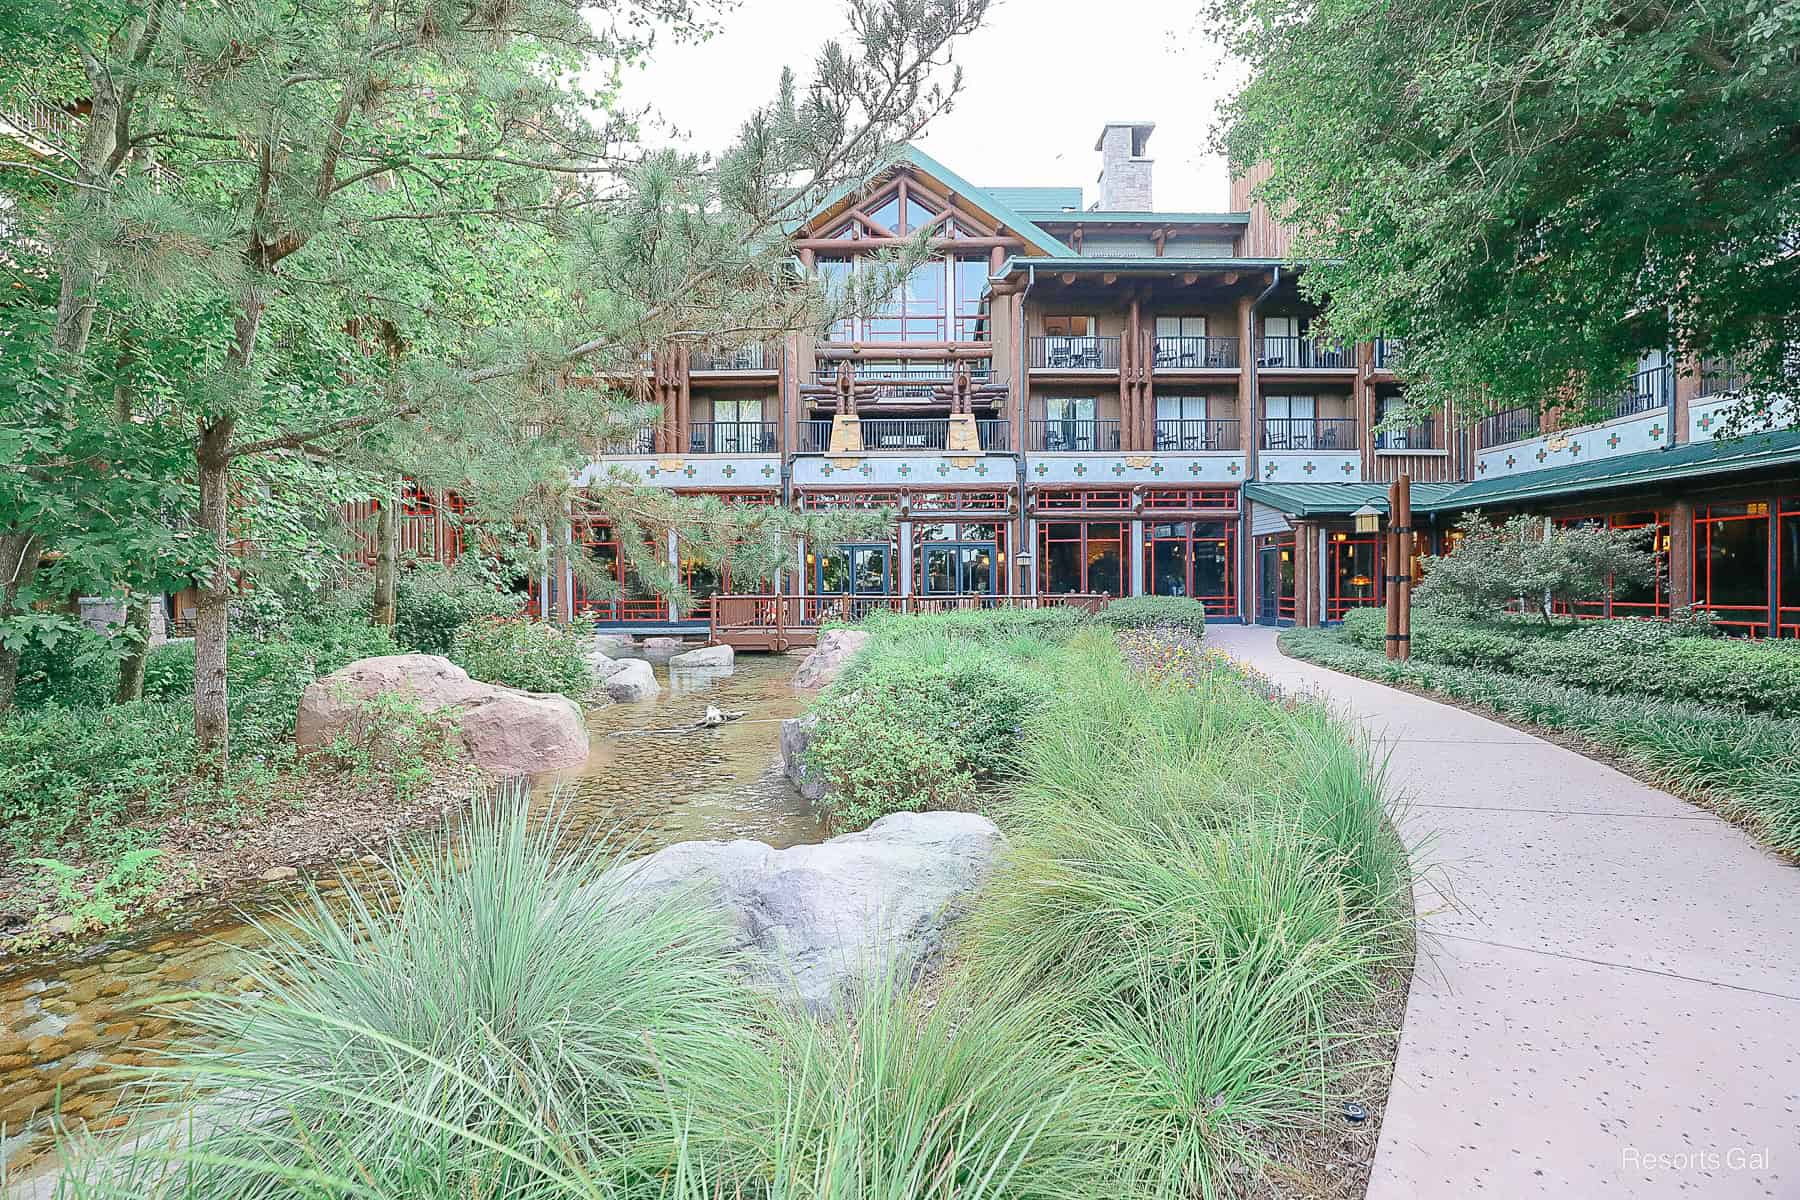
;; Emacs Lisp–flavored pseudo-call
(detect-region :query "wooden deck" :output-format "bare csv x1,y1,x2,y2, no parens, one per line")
709,593,1110,651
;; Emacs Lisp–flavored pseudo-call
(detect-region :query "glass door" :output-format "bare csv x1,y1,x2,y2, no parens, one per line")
815,542,893,622
919,542,998,600
1258,546,1282,624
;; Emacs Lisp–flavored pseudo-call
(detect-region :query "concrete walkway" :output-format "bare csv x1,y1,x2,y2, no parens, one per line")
1208,624,1797,1199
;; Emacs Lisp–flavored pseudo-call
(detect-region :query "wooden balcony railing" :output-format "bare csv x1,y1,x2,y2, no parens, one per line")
1030,418,1121,451
1374,416,1442,452
1152,336,1239,369
1261,417,1358,450
1477,406,1540,447
689,421,778,454
814,360,992,385
1029,336,1122,370
1256,336,1356,370
690,344,774,372
1154,418,1240,451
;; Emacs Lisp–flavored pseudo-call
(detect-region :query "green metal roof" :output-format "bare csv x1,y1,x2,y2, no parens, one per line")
1442,427,1800,510
991,255,1284,279
1243,482,1464,517
803,146,1077,258
1246,430,1800,518
987,186,1083,212
1024,210,1250,225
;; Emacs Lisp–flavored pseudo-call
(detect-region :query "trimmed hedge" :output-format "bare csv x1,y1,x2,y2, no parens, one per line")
1282,626,1800,858
1093,595,1209,640
1339,608,1800,715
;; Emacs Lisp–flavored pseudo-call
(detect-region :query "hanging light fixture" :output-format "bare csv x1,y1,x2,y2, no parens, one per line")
1352,502,1382,535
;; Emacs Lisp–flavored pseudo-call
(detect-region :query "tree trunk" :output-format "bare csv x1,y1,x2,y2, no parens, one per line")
115,594,152,703
372,484,399,629
194,419,235,770
0,534,44,714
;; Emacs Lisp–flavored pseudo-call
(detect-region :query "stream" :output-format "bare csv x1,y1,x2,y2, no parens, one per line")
0,650,815,1180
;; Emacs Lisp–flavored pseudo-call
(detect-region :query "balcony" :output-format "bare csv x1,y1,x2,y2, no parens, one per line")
1372,338,1405,370
689,421,778,454
798,418,1010,453
1256,336,1356,370
1152,336,1239,370
1374,416,1442,452
1029,336,1122,371
1154,418,1240,451
1030,418,1122,452
1477,406,1540,447
1611,364,1672,419
1698,357,1745,397
1261,417,1357,451
690,344,774,372
602,428,657,455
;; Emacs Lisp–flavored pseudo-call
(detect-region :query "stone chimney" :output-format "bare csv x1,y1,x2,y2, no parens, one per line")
1095,121,1154,210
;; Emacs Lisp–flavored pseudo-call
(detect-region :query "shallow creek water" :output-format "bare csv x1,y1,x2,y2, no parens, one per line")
0,650,816,1178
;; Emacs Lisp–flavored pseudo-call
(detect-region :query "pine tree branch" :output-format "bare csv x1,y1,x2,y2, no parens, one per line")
228,405,419,460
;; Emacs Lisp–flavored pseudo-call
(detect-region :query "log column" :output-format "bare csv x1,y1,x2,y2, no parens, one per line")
1670,498,1696,610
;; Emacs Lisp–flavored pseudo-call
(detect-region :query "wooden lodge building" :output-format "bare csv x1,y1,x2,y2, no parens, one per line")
514,122,1797,641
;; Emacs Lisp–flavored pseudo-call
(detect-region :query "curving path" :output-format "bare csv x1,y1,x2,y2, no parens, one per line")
1208,624,1797,1198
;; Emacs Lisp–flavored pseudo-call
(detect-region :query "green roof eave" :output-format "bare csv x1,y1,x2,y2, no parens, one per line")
1436,427,1800,511
1023,211,1251,226
1243,482,1462,517
989,255,1284,281
799,145,1077,258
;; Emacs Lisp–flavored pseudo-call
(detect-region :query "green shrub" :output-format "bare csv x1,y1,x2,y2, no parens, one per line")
806,621,1058,829
449,616,593,698
141,639,195,701
1093,595,1209,640
14,627,120,708
393,567,526,654
1281,625,1800,858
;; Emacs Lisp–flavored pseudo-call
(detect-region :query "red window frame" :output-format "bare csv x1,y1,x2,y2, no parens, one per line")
1550,511,1670,619
1780,497,1800,638
1141,487,1240,513
568,517,668,622
1327,531,1382,620
910,489,1011,514
1035,488,1132,513
1144,519,1236,612
1694,501,1772,635
1037,521,1126,596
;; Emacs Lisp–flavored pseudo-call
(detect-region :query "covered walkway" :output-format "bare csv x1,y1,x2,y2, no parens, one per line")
1209,625,1797,1198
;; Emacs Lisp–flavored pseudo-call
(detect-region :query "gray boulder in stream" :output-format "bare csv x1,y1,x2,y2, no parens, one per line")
608,812,1003,1012
779,711,825,802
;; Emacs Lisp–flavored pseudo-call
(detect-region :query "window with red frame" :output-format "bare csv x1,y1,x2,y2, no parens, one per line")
1035,488,1132,513
1327,531,1382,620
1141,487,1239,513
1694,501,1771,634
910,489,1010,514
1144,520,1235,610
1551,511,1670,619
1780,497,1800,637
1037,522,1125,595
568,519,668,621
797,489,902,511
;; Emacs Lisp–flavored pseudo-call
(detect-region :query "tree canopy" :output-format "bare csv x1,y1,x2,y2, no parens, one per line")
1210,0,1800,427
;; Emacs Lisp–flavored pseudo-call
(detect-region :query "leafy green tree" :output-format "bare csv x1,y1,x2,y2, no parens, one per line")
1210,0,1800,426
3,0,987,767
1416,513,1656,622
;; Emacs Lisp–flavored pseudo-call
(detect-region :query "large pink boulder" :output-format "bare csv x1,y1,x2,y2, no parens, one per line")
296,655,589,774
792,629,871,691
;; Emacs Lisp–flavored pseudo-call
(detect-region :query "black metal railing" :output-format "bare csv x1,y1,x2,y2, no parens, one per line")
1029,336,1122,370
601,427,656,454
1261,417,1358,450
1612,364,1672,419
690,344,773,372
1256,336,1356,369
798,418,1009,452
1374,417,1440,451
1477,407,1540,446
1030,418,1122,451
1152,336,1239,369
814,359,992,385
1698,357,1745,398
689,421,778,453
1153,418,1240,451
1372,338,1405,370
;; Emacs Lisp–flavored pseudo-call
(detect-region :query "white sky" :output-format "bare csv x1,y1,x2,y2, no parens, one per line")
613,0,1240,212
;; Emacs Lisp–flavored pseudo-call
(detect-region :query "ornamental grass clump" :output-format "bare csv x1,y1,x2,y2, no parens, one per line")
56,791,776,1199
